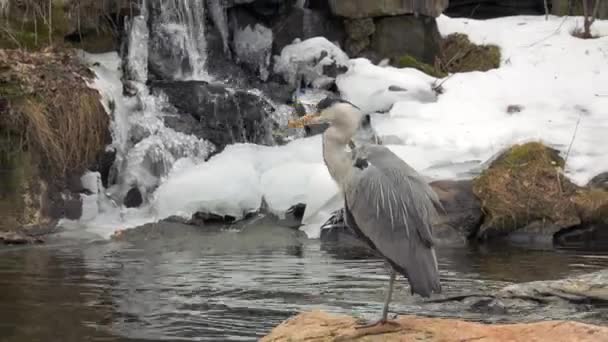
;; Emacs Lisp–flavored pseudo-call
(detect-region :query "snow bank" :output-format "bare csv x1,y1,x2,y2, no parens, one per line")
82,15,608,239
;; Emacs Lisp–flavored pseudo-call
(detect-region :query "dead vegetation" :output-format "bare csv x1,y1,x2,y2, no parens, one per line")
473,142,581,239
473,142,608,240
0,48,108,181
0,0,138,51
397,33,501,78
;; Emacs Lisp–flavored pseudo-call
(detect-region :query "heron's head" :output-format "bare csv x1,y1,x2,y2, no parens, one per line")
288,97,362,131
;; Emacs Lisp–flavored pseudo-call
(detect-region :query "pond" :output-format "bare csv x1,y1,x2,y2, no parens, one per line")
1,222,607,341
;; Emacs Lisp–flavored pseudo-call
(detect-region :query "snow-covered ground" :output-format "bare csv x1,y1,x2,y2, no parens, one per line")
76,15,608,239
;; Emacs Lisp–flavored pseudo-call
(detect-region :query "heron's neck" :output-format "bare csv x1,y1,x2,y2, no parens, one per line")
323,126,354,189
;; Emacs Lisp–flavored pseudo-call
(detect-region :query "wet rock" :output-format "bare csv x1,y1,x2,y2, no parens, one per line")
151,81,274,152
329,0,449,18
554,223,608,249
430,180,482,241
91,148,117,189
0,231,43,245
588,172,608,191
271,7,346,56
371,15,442,65
124,187,143,208
230,8,274,80
261,310,608,342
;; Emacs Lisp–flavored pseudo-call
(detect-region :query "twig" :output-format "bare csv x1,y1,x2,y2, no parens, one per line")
525,15,569,48
564,112,582,168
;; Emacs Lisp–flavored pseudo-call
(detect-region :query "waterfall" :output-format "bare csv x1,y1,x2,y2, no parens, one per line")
149,0,209,80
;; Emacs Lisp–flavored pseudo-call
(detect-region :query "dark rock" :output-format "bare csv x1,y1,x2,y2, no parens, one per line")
345,37,370,56
555,223,608,249
447,0,546,19
0,231,43,245
329,0,449,18
343,18,374,57
588,172,608,191
272,7,346,56
91,148,117,188
371,15,442,65
241,0,297,19
319,208,370,249
307,0,332,13
151,81,274,152
344,17,375,40
506,104,523,114
47,192,83,221
124,187,143,208
430,180,482,240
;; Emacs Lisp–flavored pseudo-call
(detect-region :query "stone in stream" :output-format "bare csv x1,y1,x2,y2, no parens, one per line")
261,310,608,341
473,142,608,245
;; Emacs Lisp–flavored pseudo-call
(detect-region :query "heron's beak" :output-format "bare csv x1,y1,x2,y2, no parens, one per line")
288,113,322,128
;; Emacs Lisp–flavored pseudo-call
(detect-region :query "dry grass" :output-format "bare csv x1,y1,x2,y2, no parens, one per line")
438,33,501,73
473,142,581,238
0,48,108,182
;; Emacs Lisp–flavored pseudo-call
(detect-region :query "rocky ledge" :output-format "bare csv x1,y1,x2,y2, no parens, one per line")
261,311,608,342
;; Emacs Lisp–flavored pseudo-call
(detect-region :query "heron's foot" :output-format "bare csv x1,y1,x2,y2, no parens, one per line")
354,318,400,330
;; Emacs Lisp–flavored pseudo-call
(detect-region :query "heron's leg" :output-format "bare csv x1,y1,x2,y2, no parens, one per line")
380,268,396,322
355,267,399,329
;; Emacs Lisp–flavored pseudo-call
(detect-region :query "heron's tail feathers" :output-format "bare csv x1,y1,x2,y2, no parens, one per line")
398,240,441,298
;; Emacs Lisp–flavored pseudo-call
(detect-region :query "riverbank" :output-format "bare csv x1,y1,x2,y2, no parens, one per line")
262,311,608,341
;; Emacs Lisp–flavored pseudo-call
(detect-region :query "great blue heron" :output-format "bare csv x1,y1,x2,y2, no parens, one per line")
289,98,442,326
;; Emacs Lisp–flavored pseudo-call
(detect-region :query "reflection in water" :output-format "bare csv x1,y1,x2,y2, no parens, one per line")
0,223,607,341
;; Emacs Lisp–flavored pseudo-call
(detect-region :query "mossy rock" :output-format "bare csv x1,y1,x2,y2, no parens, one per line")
440,33,501,73
397,54,447,78
473,142,580,240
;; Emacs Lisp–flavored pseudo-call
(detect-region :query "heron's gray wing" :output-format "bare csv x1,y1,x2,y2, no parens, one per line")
345,145,441,297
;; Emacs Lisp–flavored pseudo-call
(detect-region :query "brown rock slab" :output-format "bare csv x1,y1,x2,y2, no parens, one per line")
262,311,608,342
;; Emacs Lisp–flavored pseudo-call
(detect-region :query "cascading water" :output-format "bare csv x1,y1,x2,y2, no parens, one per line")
74,0,217,236
148,0,209,80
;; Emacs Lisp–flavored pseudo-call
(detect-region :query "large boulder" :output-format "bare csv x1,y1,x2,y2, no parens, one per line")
151,81,274,152
261,310,608,342
430,180,483,240
271,7,346,56
446,0,545,19
473,142,581,241
370,15,442,65
329,0,449,18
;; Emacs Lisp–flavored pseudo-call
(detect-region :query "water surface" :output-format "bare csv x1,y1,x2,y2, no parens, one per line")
1,223,607,341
